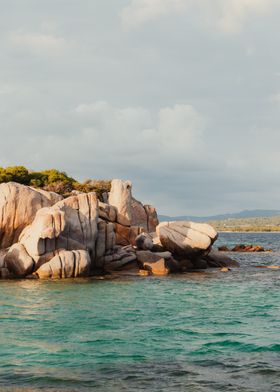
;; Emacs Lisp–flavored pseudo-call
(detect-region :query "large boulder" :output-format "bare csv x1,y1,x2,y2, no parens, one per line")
5,243,35,277
35,250,91,279
135,233,154,250
108,179,132,226
0,182,58,248
156,221,218,257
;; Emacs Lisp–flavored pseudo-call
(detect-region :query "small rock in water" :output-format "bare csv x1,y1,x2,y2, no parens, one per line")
256,265,280,270
139,269,150,276
218,246,230,252
220,267,231,272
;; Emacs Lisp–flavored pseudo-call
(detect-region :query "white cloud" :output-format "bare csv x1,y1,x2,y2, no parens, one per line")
215,0,272,33
9,31,66,55
121,0,276,33
121,0,188,30
74,101,204,157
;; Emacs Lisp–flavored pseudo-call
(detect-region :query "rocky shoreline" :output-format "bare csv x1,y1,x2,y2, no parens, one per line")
0,180,239,279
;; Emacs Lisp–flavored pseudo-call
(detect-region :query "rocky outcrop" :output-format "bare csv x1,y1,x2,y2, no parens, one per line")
0,179,234,280
0,182,59,248
4,192,99,277
108,179,132,226
156,221,218,257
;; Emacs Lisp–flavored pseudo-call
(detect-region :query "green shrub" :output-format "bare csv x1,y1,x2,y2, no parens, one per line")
0,166,30,184
0,166,111,200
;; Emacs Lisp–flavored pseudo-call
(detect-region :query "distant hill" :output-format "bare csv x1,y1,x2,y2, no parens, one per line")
158,210,280,222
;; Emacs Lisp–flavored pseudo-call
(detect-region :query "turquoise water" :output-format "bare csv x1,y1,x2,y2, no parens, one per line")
0,233,280,391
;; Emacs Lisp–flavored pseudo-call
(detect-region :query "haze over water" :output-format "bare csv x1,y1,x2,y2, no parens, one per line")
0,232,279,391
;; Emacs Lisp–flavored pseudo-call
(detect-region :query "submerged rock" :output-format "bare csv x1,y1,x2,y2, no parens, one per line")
231,244,266,252
219,244,271,252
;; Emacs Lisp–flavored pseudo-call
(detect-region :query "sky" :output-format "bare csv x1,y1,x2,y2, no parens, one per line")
1,0,280,215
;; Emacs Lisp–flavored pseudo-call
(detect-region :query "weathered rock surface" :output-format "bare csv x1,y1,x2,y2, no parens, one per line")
204,249,240,268
31,188,63,204
5,192,99,277
0,182,57,248
130,198,159,233
157,221,218,257
108,179,132,226
0,249,11,278
131,197,148,230
104,245,136,271
136,250,180,273
135,233,154,250
35,250,91,279
5,243,35,277
98,202,117,223
115,223,144,246
136,250,172,263
144,205,159,232
142,258,170,276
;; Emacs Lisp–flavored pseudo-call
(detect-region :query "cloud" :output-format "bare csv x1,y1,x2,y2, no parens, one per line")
121,0,275,33
269,93,280,105
121,0,187,29
74,101,204,159
9,31,67,55
215,0,272,33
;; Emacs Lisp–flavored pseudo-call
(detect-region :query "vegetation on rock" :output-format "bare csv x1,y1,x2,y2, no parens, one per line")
0,166,111,199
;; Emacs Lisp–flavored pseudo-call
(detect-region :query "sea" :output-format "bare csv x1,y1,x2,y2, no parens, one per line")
0,232,279,392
